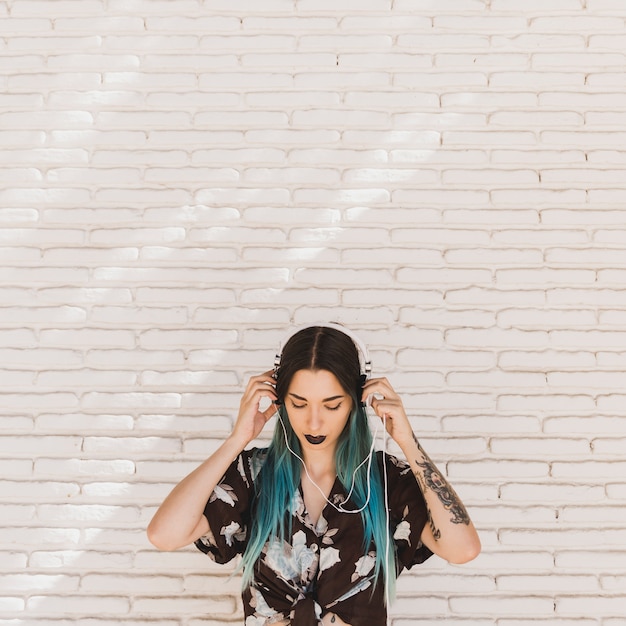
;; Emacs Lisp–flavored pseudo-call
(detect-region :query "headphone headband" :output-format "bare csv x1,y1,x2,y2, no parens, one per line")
274,322,372,379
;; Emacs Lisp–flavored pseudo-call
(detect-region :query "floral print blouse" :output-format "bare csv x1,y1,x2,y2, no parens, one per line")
195,448,432,626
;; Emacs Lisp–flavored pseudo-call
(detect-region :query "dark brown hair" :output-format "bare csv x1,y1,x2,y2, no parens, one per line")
274,325,363,405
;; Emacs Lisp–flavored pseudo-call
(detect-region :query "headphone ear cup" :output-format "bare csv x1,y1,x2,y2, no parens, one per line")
359,373,367,407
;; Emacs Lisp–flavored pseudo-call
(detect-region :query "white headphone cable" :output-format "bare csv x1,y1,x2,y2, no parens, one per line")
278,408,393,621
276,410,380,514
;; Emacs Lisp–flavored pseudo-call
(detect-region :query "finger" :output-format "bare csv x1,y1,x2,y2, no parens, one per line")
362,383,398,406
362,377,395,396
245,371,277,388
262,402,278,420
370,398,403,419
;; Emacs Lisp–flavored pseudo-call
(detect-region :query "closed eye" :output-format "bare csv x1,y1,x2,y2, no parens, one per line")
326,404,342,411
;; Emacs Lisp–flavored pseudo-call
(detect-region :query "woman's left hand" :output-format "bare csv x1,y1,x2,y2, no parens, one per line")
361,377,414,447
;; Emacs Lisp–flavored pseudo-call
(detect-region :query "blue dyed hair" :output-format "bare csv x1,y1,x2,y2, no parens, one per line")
240,326,396,600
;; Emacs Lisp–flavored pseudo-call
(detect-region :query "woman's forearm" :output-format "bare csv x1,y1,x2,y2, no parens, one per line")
146,435,245,551
399,434,481,564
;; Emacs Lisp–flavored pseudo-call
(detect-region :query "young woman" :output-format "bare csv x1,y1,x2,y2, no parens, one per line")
147,324,481,626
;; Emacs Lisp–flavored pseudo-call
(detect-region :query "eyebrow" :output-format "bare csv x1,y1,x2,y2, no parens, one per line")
288,392,345,403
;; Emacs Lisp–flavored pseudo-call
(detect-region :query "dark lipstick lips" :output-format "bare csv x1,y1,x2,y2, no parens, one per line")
304,435,326,445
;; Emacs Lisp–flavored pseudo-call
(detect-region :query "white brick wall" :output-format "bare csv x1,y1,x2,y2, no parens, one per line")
1,0,625,624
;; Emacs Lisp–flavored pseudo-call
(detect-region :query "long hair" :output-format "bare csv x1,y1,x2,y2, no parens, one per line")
240,326,396,600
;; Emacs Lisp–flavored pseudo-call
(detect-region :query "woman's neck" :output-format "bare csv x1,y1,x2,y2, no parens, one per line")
301,446,336,481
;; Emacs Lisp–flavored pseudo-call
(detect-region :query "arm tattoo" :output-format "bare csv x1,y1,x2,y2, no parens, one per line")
413,471,441,540
414,439,471,527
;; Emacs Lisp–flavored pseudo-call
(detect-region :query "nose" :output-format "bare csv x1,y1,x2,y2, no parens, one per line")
308,406,322,432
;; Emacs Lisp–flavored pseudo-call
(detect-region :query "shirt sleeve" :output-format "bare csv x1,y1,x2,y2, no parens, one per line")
382,452,434,571
194,448,260,564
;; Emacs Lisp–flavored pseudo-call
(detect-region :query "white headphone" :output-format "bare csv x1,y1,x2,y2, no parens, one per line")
274,321,372,380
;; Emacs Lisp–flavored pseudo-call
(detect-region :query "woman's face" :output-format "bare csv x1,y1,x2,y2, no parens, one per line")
284,368,354,455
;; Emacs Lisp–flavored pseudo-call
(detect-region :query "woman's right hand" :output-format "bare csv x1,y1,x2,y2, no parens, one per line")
230,370,278,446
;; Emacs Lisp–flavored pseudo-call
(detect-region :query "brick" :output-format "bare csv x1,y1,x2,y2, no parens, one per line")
34,458,135,477
343,247,441,266
132,596,236,615
90,306,188,325
8,71,102,90
398,33,490,49
241,287,338,305
192,148,284,164
0,187,90,206
549,371,626,389
345,207,440,224
496,268,595,285
492,437,589,456
492,0,583,9
443,415,540,434
472,504,555,525
108,0,201,11
449,460,549,479
551,330,626,349
397,349,494,368
138,329,237,348
498,394,595,411
0,573,81,593
82,573,183,593
294,268,391,286
598,352,626,367
39,329,134,348
1,504,37,521
552,461,626,478
544,416,626,434
0,599,24,612
391,595,448,616
557,596,626,615
86,349,185,367
81,392,181,410
606,484,626,501
83,436,180,455
556,550,626,570
491,72,584,87
38,503,139,522
141,370,238,387
0,393,78,409
399,267,492,286
0,479,78,499
37,370,137,389
402,391,492,410
247,90,340,108
447,328,548,348
442,168,538,184
559,505,626,524
451,595,555,616
491,149,586,164
38,287,132,305
55,15,144,30
26,595,130,614
448,371,546,389
188,226,285,243
43,247,139,265
498,308,596,329
0,552,28,571
199,72,293,89
531,15,624,30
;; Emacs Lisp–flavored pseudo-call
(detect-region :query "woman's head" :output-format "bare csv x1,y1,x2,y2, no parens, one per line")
274,325,364,407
